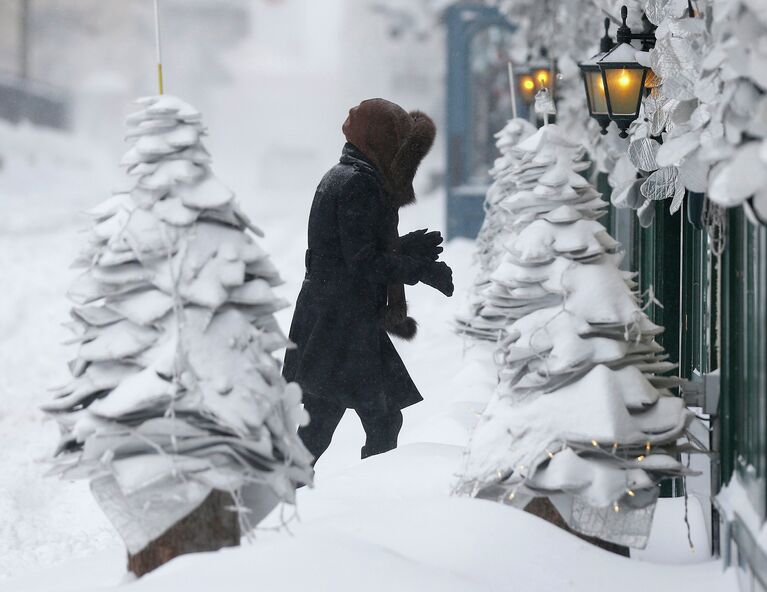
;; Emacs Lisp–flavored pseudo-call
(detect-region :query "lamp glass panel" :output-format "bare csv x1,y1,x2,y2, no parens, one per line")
534,69,551,88
519,75,536,101
585,70,608,115
604,67,643,116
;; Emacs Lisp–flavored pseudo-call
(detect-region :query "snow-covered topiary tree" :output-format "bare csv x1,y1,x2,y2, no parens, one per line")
43,95,313,576
457,123,695,551
455,119,538,341
455,118,598,341
473,118,538,281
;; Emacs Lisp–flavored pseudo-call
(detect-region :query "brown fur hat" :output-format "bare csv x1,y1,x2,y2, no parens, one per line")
343,99,436,208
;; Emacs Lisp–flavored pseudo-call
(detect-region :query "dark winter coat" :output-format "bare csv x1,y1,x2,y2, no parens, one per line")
282,142,430,412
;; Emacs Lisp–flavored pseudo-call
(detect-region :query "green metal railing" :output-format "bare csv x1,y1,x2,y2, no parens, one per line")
721,209,767,517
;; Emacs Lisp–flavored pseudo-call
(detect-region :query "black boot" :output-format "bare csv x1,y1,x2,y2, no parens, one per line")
299,395,345,464
358,407,403,459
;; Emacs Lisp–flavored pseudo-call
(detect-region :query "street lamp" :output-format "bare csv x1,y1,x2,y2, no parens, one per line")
517,64,554,105
597,6,654,138
579,18,614,135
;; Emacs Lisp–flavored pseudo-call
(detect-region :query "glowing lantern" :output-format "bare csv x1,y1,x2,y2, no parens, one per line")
597,6,651,138
533,68,551,89
518,74,536,103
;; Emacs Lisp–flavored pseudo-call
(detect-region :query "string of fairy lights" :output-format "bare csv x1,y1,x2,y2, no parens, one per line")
490,438,662,514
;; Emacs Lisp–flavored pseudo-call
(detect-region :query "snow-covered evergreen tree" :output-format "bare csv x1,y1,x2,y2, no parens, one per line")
43,95,313,569
457,123,695,550
473,118,538,280
455,118,596,341
455,118,535,341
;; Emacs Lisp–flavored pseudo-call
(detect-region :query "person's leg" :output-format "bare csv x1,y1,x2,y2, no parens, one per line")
298,395,346,464
357,406,404,459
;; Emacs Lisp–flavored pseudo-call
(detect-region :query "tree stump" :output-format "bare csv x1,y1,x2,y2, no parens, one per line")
127,490,241,577
525,498,630,557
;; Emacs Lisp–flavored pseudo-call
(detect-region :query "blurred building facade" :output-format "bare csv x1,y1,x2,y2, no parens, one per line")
206,0,445,199
0,0,251,156
0,0,446,198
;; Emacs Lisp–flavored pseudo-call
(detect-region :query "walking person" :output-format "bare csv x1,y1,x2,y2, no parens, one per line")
283,98,454,463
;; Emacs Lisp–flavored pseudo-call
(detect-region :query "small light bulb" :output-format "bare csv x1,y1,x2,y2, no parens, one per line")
626,489,636,497
508,490,516,501
546,450,555,459
618,68,631,88
591,440,599,447
613,503,620,513
645,442,652,452
522,79,535,91
636,455,646,462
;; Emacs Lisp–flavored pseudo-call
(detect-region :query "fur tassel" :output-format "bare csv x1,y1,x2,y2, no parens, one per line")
384,315,418,341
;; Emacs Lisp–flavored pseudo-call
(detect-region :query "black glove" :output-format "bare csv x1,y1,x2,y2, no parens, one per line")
421,260,454,297
400,229,444,261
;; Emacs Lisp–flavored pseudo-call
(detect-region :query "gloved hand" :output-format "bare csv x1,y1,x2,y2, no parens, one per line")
421,260,454,297
400,228,444,261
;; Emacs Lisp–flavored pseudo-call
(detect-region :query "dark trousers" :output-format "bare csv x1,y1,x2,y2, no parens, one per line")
299,395,403,463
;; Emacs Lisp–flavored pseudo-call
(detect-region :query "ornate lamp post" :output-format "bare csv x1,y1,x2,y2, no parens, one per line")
579,18,614,135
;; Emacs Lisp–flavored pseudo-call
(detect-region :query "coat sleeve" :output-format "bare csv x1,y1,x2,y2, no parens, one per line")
337,174,425,286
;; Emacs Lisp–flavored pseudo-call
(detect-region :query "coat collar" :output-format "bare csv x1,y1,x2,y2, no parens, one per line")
340,142,387,188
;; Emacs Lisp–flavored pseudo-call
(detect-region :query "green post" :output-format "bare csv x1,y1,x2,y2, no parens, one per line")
639,201,684,497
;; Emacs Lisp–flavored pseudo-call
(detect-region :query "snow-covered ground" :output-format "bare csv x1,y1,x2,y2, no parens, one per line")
0,121,736,591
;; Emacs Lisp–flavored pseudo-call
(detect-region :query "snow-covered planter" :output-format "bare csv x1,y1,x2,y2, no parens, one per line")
457,123,696,550
43,95,313,575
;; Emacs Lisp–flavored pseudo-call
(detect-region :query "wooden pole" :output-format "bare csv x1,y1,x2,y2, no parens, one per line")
153,0,164,94
507,61,517,120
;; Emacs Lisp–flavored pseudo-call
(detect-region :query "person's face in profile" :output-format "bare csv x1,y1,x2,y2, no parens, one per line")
342,105,358,137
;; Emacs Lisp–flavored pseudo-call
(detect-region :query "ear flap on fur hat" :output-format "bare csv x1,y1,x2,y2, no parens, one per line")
390,111,436,208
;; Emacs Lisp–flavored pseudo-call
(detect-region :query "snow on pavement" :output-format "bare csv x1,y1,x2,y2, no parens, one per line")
0,130,121,578
5,440,737,592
